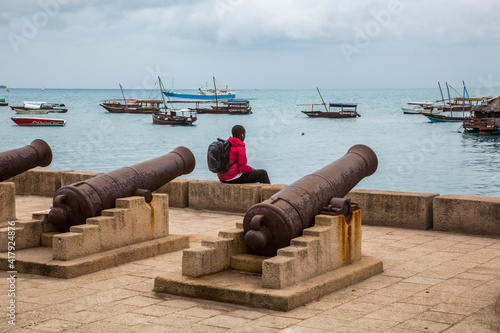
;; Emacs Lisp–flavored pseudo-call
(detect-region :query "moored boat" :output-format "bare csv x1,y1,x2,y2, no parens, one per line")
153,76,197,125
0,98,8,106
11,101,67,113
100,84,163,113
152,109,197,125
191,100,252,114
299,87,360,118
11,117,66,126
100,99,163,113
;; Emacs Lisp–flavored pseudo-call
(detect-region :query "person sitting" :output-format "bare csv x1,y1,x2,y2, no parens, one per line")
218,125,271,184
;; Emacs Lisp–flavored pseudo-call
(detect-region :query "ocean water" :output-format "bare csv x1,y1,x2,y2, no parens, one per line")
1,87,500,197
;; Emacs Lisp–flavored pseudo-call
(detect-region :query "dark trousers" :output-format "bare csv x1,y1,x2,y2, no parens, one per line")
222,169,270,184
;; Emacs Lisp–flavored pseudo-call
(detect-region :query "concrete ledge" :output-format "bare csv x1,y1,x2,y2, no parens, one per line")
0,182,16,222
347,189,438,230
155,178,194,208
260,184,288,201
60,170,102,187
0,235,189,278
154,255,383,312
434,195,500,236
8,168,70,197
188,180,262,213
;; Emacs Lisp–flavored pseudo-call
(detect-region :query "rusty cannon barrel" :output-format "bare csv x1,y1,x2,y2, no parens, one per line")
0,139,52,182
243,144,377,256
48,146,195,231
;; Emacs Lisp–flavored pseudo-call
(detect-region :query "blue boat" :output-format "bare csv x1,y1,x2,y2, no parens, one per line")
164,89,235,100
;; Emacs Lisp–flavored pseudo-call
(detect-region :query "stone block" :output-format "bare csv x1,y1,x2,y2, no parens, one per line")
53,224,100,260
7,168,70,197
260,184,288,201
0,182,16,222
0,219,43,251
230,254,268,273
262,211,362,289
347,189,438,229
155,178,194,208
60,171,102,186
189,180,262,212
434,195,500,236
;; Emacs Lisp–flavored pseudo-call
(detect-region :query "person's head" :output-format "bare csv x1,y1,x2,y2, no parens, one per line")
232,125,246,141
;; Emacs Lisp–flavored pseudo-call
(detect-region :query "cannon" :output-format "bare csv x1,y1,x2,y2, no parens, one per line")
0,139,52,182
243,144,377,256
48,146,195,231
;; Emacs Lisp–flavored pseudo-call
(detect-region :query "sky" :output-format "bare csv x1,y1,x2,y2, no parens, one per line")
1,0,500,90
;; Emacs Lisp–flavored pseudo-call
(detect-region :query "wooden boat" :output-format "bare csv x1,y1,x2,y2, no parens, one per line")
463,97,500,134
100,99,163,113
11,117,66,126
300,87,360,118
153,77,197,125
191,100,252,114
422,113,467,122
152,109,197,125
0,98,8,106
100,84,162,113
11,101,67,113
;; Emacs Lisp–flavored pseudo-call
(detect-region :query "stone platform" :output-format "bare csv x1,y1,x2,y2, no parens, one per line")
1,197,500,332
155,255,382,311
0,194,189,278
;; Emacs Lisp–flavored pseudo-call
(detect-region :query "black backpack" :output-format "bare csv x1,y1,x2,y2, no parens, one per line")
207,138,235,174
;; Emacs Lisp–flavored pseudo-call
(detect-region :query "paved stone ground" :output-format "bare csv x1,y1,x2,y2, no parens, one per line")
1,196,500,332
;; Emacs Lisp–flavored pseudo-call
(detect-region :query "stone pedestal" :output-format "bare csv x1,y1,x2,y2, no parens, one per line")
154,210,383,311
0,194,189,278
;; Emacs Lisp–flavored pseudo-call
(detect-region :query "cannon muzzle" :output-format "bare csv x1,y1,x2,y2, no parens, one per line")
243,144,377,256
0,139,52,182
48,146,195,231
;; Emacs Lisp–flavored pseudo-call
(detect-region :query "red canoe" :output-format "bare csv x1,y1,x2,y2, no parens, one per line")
11,117,66,126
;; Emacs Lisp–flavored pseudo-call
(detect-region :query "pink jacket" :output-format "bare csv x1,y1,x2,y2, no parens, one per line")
217,137,253,181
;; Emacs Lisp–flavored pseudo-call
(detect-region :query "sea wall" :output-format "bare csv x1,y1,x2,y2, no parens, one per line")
7,168,500,238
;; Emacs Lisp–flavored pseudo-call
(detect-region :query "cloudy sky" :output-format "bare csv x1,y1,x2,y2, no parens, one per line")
1,0,499,89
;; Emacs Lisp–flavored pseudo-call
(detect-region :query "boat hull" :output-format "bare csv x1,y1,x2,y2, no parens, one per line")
301,111,359,118
422,113,465,122
152,113,197,125
0,102,8,106
11,106,67,113
192,107,252,114
11,117,66,126
100,104,158,114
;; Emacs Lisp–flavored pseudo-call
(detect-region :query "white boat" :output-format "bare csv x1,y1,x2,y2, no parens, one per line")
10,101,68,113
402,102,441,114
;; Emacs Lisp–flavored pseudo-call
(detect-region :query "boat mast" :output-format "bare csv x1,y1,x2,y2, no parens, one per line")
438,81,446,105
213,76,218,108
119,84,128,110
462,80,469,99
445,82,451,105
316,87,329,112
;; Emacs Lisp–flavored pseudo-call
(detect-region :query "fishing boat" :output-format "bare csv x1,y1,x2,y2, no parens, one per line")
152,109,197,125
100,84,163,113
463,97,500,135
402,102,436,114
0,99,8,106
153,77,197,125
191,100,252,114
422,113,468,122
299,87,360,118
164,77,235,100
11,117,66,126
11,101,67,113
100,99,163,113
